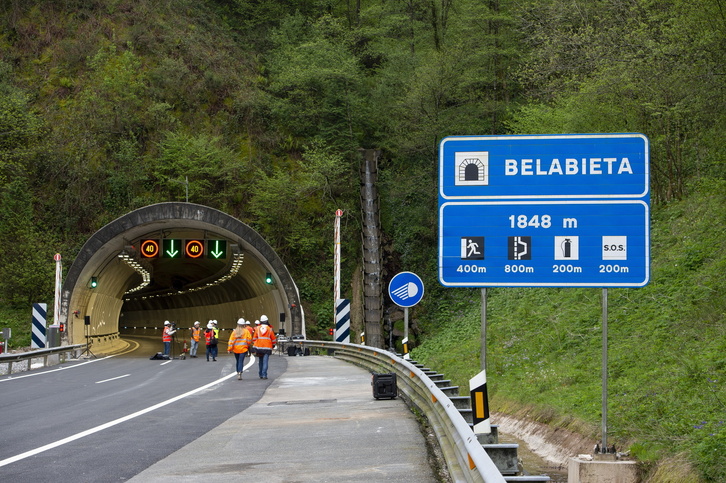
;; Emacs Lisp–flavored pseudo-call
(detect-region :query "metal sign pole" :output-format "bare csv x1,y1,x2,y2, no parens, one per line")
481,288,487,372
333,210,342,332
53,254,62,327
602,288,608,450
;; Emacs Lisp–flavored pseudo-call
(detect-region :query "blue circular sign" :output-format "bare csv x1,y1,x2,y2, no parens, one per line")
388,272,425,308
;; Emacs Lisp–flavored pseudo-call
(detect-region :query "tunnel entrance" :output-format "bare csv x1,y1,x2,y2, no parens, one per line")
60,203,304,348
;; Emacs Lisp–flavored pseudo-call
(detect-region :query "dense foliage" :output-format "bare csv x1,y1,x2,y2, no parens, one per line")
0,0,723,480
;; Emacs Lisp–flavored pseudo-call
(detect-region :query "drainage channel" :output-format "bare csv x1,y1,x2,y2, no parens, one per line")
498,431,569,482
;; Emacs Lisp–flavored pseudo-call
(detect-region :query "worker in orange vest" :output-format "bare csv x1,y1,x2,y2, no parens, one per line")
189,321,202,358
252,315,276,379
228,318,252,380
243,319,255,338
162,321,176,357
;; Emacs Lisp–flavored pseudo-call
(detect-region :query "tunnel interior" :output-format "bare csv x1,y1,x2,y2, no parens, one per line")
62,204,303,347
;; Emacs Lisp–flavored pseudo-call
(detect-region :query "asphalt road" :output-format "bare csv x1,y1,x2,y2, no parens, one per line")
0,337,286,482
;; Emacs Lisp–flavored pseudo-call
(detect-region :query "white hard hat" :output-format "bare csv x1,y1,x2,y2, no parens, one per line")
194,321,200,326
164,321,170,325
254,319,260,325
237,318,246,325
207,322,214,329
213,320,218,325
244,319,251,325
260,314,269,322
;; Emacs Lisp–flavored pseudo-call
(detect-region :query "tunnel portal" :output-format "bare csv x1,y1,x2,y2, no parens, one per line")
60,203,304,347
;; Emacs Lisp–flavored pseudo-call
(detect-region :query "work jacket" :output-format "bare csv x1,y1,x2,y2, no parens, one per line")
190,326,202,342
253,325,276,351
205,329,217,346
162,326,175,342
227,329,252,354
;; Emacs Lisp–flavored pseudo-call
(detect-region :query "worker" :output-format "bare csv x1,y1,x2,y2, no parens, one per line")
252,315,276,379
162,321,176,357
189,321,202,358
228,318,252,379
205,321,218,361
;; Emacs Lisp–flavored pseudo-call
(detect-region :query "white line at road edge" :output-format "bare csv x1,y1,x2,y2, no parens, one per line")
0,355,117,382
0,360,255,468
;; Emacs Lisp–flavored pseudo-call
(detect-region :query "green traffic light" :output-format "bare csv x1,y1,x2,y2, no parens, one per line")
265,272,273,284
90,277,98,288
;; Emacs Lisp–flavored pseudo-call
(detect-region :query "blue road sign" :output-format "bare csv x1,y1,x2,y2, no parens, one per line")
389,272,425,307
439,134,649,200
439,201,650,287
438,133,650,288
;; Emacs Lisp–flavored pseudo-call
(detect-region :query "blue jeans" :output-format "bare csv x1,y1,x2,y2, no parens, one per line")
206,344,218,361
258,352,270,378
163,341,171,356
190,339,198,357
234,352,247,373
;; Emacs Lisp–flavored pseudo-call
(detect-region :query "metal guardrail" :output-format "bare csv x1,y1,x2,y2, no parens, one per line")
297,340,506,483
0,344,84,375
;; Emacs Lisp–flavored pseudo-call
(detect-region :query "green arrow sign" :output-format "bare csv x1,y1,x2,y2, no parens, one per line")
207,240,227,259
162,239,181,258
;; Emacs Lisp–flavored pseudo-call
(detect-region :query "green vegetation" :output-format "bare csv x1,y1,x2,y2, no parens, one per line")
0,0,723,480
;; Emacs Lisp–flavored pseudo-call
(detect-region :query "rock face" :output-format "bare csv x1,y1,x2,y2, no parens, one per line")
493,412,597,467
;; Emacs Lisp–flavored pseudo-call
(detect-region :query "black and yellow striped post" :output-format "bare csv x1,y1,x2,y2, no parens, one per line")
469,370,490,434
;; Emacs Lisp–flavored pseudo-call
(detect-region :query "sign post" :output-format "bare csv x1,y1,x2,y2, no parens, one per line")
388,272,425,359
53,253,62,328
438,133,650,451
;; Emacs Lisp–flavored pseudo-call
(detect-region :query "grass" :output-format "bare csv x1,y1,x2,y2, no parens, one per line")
412,179,726,482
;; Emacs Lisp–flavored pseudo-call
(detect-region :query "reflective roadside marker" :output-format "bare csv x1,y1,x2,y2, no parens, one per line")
469,370,491,434
402,336,410,360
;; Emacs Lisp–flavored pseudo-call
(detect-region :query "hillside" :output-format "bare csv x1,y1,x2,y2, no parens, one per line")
412,180,726,482
0,1,724,481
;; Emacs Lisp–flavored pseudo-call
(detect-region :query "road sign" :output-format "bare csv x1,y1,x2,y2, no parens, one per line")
439,134,649,200
438,133,650,288
140,239,160,258
184,239,204,258
439,200,649,287
388,272,425,307
162,239,182,258
207,240,227,259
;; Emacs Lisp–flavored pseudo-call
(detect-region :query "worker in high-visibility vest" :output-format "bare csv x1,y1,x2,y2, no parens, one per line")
162,321,176,357
189,321,202,358
228,318,252,380
252,315,276,380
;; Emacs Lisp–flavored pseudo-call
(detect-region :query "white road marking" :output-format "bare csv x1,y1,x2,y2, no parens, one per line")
95,374,130,384
0,355,117,383
0,370,239,468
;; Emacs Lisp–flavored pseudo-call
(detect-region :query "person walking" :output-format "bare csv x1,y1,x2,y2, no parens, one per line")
228,318,252,380
205,321,218,361
189,321,202,358
252,315,276,379
243,319,254,338
162,321,176,357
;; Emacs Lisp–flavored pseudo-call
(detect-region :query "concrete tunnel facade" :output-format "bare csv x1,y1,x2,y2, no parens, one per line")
60,202,305,348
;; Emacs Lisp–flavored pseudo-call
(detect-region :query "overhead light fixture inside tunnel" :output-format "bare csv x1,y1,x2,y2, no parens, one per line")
119,251,152,294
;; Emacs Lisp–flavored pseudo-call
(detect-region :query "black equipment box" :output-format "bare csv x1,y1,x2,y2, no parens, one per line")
372,373,397,399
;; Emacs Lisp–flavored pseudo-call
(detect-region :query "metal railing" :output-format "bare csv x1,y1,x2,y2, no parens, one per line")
296,340,506,483
0,345,84,375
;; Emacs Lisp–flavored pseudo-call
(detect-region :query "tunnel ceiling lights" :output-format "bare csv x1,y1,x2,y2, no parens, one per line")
123,252,245,302
118,252,152,294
